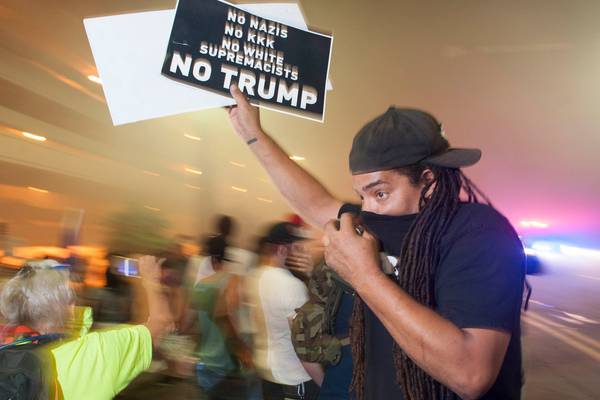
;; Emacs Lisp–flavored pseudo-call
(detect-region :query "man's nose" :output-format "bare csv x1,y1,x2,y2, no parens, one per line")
361,199,378,214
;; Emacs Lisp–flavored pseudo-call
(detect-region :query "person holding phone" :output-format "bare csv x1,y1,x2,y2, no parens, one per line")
0,257,174,400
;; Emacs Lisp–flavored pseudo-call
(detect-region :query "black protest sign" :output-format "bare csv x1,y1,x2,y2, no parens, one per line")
162,0,333,122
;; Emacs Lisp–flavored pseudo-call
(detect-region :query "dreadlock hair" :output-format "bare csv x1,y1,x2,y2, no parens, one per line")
349,164,491,400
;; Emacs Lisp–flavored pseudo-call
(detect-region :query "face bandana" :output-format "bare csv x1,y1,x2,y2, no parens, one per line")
359,211,418,257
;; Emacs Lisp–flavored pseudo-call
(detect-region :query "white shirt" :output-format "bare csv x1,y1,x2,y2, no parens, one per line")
224,247,258,276
249,266,311,385
187,255,215,286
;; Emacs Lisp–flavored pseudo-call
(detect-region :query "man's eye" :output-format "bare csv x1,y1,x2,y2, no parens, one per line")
376,192,388,200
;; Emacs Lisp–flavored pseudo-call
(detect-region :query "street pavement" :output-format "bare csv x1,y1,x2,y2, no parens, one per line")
522,248,600,399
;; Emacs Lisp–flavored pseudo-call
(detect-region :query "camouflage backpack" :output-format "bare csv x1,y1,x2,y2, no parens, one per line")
291,261,353,366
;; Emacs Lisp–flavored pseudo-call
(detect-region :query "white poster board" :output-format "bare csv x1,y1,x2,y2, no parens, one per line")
84,4,332,126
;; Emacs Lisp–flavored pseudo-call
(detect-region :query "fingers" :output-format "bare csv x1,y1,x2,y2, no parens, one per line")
229,84,249,107
323,219,338,236
323,215,364,248
138,256,163,282
286,254,310,269
322,219,339,246
138,255,153,266
139,255,160,265
338,213,358,235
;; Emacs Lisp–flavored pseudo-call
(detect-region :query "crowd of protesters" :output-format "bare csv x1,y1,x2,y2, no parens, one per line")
0,214,341,400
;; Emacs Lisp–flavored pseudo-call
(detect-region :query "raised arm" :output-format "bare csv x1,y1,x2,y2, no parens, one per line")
139,256,175,346
226,85,341,228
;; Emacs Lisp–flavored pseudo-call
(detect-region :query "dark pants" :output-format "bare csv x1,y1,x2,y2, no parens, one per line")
261,379,320,400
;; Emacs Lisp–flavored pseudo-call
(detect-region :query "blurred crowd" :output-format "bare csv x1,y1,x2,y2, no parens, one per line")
0,214,351,400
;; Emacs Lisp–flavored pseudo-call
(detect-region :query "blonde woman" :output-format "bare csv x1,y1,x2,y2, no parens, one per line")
0,256,173,399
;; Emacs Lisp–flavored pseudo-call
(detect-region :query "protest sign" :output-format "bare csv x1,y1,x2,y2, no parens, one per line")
84,5,331,125
162,0,333,122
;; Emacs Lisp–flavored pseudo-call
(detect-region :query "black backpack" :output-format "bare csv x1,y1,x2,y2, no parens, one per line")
0,335,61,400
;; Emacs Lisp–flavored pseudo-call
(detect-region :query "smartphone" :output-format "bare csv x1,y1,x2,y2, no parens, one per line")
112,256,140,277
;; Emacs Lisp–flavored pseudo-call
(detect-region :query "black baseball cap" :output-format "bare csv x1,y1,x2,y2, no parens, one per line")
349,107,481,175
263,222,303,245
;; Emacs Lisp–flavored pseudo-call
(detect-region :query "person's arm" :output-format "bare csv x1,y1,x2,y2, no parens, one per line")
226,85,341,228
357,273,508,399
178,286,198,334
302,360,325,387
139,256,175,346
213,275,253,368
322,214,512,400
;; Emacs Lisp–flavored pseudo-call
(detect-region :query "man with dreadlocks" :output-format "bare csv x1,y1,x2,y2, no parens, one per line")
225,85,525,400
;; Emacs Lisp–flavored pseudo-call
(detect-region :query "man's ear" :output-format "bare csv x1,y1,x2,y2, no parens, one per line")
277,244,290,258
420,168,437,200
421,168,435,185
275,244,287,257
